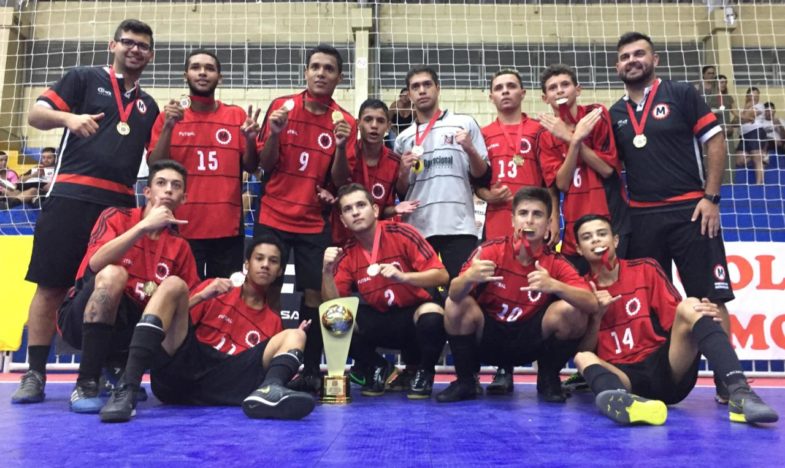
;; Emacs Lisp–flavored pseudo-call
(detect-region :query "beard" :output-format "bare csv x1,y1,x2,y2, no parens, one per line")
619,63,654,87
187,80,217,97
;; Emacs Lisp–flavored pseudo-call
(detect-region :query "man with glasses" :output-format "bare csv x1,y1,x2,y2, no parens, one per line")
12,19,159,404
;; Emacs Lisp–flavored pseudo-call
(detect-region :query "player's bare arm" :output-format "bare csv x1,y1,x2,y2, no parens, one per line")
188,278,233,308
321,246,343,300
448,246,503,302
241,105,262,172
456,128,489,178
149,99,185,163
691,132,725,238
28,104,105,138
378,264,448,289
258,105,289,172
521,261,599,314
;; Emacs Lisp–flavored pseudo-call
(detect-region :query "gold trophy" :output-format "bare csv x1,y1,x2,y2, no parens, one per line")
319,297,358,404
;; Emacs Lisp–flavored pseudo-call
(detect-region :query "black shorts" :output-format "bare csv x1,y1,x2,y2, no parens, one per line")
628,202,734,303
614,339,700,405
150,327,268,406
56,271,143,352
564,232,630,276
737,127,768,153
188,235,245,280
426,235,478,280
354,304,418,351
253,223,330,292
26,196,109,288
479,305,548,367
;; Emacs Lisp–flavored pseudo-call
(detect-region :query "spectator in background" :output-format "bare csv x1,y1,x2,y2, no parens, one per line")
735,87,768,184
695,65,716,98
5,147,58,208
0,151,20,207
387,88,415,148
762,102,785,160
707,75,738,139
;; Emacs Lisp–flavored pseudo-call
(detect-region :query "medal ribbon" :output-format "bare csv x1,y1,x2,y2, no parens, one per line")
108,67,139,126
360,142,383,198
360,223,383,269
512,229,539,260
414,110,442,147
600,249,616,272
498,117,526,157
625,79,660,140
142,224,167,290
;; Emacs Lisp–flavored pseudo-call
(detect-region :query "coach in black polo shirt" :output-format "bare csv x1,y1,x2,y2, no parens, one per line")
609,32,734,403
11,19,159,404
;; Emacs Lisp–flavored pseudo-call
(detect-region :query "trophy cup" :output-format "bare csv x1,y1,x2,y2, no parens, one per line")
319,297,358,404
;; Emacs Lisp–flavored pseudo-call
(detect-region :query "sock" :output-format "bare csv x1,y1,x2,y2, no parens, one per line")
77,322,114,385
447,333,478,384
416,312,446,373
349,335,387,369
583,364,627,394
262,351,302,386
28,345,50,375
122,315,165,388
692,315,747,394
538,337,581,378
299,304,323,374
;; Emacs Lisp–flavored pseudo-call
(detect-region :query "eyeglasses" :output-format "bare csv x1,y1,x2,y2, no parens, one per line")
116,38,152,53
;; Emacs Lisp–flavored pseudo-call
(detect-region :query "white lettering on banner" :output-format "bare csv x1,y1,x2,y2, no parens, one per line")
672,242,785,359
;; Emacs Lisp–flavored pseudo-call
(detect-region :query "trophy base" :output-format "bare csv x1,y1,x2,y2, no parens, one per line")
320,375,351,404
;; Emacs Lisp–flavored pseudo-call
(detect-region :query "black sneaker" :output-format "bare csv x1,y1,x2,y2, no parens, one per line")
70,379,104,414
561,372,590,393
536,370,567,403
361,361,397,397
729,387,779,424
287,370,322,394
11,370,46,404
714,373,730,405
387,368,416,392
407,369,435,400
100,383,138,423
486,367,514,395
436,379,479,403
100,367,148,402
595,390,667,426
243,383,316,420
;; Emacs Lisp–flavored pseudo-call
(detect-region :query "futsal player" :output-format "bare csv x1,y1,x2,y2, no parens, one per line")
57,160,200,413
13,19,159,404
99,235,315,422
437,186,598,403
149,49,262,279
255,44,357,392
322,183,449,399
572,214,778,426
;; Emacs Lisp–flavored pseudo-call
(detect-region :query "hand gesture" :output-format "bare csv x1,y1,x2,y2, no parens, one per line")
394,200,420,215
298,319,313,332
315,185,336,205
455,129,474,152
573,108,603,143
66,112,105,138
241,105,262,139
334,120,352,148
538,113,573,143
162,99,184,130
140,200,188,233
693,298,722,323
268,106,289,135
379,263,406,283
484,182,513,205
201,278,233,300
590,281,621,316
323,246,343,272
400,151,418,174
522,261,557,293
465,247,503,284
691,198,720,239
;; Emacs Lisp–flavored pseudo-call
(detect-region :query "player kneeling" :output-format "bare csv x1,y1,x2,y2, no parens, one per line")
573,214,778,426
99,236,315,422
437,187,598,403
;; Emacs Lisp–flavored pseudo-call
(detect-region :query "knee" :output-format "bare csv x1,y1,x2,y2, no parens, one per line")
282,328,307,349
573,351,597,371
675,297,702,327
157,276,189,297
414,302,444,321
95,265,128,290
546,304,588,340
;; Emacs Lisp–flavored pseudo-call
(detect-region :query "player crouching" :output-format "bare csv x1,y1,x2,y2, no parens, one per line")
573,214,778,426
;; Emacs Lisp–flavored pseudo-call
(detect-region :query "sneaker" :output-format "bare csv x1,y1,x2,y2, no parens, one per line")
348,363,369,387
537,370,567,403
728,388,779,424
100,367,148,402
595,390,667,426
70,379,104,414
561,372,590,393
11,370,46,404
436,379,479,403
407,369,435,400
486,367,514,395
99,383,138,423
286,370,322,394
387,368,416,392
243,383,316,420
714,374,729,405
361,361,397,397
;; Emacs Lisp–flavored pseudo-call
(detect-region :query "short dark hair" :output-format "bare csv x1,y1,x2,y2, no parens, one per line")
406,65,440,89
718,74,728,80
336,183,373,209
185,49,221,74
512,186,552,218
245,235,285,262
306,44,344,73
41,147,56,155
746,86,760,95
114,19,154,48
0,151,7,157
573,214,613,239
617,31,654,52
490,68,523,91
540,64,578,93
764,102,776,110
702,65,716,75
358,98,389,119
148,159,187,188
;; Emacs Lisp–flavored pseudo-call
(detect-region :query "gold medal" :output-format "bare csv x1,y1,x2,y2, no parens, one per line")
116,122,130,136
282,99,295,111
179,95,191,109
412,160,424,174
331,110,344,124
367,263,381,277
633,134,647,148
512,154,524,166
143,281,157,297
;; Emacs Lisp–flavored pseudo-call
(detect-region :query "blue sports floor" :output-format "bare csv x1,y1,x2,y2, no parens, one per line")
1,375,783,467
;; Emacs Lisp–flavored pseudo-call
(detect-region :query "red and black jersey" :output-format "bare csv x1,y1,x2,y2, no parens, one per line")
539,104,629,255
257,91,357,234
189,281,283,356
332,220,444,312
463,237,589,324
39,67,159,207
331,143,402,244
481,115,546,240
149,102,247,239
610,79,722,207
76,207,200,306
591,258,682,365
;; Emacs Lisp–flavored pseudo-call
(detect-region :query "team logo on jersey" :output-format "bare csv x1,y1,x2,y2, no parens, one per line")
488,143,500,150
713,264,726,281
215,128,232,145
371,183,386,200
615,119,628,129
443,134,455,145
519,137,532,154
651,103,670,120
527,291,542,303
155,262,170,281
122,258,132,267
97,87,112,97
625,297,641,316
245,330,261,347
318,132,333,150
136,100,148,115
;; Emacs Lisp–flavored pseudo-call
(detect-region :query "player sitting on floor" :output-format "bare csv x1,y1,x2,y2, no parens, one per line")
322,183,449,399
99,235,315,422
572,214,778,426
437,186,598,403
